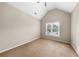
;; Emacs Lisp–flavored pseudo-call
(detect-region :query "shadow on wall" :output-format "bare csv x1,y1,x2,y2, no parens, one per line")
41,9,71,44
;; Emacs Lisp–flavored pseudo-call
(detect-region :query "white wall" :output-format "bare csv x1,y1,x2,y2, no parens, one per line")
71,3,79,55
0,3,40,53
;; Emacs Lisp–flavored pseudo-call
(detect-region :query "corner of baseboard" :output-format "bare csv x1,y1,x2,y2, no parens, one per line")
71,43,79,56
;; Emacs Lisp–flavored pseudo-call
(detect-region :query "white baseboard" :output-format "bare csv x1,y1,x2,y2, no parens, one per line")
0,37,39,54
71,43,79,56
42,37,70,44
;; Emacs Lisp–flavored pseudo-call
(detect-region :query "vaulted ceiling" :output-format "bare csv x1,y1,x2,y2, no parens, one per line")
7,2,78,20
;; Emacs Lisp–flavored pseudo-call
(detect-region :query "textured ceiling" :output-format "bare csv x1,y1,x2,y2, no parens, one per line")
7,2,77,20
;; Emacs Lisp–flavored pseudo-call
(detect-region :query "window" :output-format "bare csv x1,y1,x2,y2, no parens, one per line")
46,22,60,37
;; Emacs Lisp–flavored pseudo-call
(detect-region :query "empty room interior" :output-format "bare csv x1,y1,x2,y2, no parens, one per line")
0,2,79,57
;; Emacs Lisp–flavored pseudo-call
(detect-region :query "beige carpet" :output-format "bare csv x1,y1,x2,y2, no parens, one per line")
0,39,78,57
